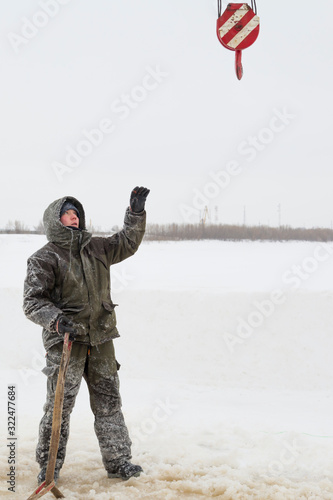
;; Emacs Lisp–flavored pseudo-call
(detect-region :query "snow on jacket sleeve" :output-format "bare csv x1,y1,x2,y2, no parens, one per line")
23,251,63,332
103,208,146,266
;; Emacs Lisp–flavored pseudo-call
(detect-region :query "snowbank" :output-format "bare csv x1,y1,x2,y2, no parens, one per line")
1,236,333,499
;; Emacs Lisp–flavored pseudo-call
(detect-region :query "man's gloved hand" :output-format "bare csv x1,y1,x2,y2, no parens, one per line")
56,315,77,342
130,186,150,213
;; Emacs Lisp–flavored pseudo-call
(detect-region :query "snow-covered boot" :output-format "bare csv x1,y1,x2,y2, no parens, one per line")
107,461,143,480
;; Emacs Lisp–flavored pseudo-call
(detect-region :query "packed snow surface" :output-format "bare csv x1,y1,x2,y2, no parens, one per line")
1,235,333,499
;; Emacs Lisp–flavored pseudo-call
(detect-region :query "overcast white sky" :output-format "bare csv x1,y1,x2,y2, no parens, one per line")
1,0,332,230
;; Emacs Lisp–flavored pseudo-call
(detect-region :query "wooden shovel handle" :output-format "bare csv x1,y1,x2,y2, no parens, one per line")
27,480,63,499
45,333,72,486
26,333,72,499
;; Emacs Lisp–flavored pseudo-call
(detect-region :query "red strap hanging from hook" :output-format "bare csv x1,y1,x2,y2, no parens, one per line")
217,3,260,80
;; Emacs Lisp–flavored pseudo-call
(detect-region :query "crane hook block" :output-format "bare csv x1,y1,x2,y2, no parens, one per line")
217,3,260,80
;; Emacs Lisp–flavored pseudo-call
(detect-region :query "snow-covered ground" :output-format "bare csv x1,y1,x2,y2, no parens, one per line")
1,235,333,499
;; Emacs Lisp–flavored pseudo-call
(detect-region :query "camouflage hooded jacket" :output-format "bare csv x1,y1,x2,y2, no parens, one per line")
23,196,146,350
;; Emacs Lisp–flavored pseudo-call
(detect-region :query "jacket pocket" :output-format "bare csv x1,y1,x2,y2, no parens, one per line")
102,300,118,312
99,301,118,331
62,305,86,313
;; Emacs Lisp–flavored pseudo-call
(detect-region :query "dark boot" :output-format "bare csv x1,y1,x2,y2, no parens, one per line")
107,461,143,480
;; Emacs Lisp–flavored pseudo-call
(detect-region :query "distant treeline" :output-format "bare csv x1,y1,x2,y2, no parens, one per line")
2,221,333,242
144,223,333,242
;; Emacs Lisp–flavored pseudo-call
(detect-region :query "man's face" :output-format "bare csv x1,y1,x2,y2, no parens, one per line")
60,209,79,228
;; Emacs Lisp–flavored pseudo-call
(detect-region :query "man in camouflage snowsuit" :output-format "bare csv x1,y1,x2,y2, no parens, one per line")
23,187,149,484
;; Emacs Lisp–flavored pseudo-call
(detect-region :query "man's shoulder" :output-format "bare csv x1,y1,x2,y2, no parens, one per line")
87,237,108,254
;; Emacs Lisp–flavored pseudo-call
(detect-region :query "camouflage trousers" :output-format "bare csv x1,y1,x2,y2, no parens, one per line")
37,339,132,473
